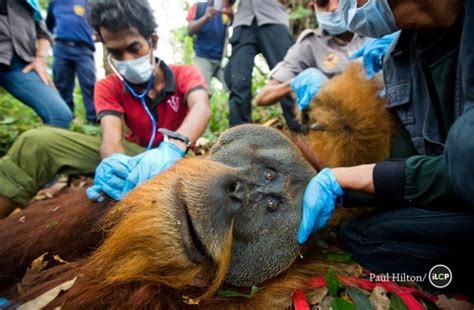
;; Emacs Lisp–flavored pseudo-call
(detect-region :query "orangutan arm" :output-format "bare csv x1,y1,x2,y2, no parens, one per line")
332,164,376,194
100,115,125,158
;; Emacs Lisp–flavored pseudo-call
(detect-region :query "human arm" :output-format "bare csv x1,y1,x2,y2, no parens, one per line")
172,89,211,150
120,89,211,194
22,38,52,85
99,115,125,159
187,6,217,36
350,31,400,79
256,79,292,106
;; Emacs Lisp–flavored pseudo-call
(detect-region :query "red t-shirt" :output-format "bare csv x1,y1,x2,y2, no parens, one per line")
94,61,207,148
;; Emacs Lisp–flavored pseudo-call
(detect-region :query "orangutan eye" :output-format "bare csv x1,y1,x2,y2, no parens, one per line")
265,170,273,182
267,199,278,212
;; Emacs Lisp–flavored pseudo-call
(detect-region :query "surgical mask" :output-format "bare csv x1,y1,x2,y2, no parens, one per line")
110,52,154,84
316,9,348,35
339,0,398,38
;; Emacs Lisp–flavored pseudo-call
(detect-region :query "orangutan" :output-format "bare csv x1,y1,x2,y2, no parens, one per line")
0,64,394,309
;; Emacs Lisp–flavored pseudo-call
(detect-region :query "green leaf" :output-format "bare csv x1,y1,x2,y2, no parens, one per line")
46,220,60,229
0,116,17,124
332,297,357,310
389,293,408,310
217,285,261,299
326,252,353,263
347,286,374,310
289,6,312,20
326,268,339,297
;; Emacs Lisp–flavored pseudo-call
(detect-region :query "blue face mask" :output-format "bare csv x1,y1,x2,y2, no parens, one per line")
315,9,348,35
339,0,398,38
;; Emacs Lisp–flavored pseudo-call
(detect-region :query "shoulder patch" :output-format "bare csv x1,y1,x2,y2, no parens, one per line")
296,29,320,44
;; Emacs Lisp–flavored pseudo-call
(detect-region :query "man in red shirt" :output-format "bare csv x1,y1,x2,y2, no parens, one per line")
0,0,210,217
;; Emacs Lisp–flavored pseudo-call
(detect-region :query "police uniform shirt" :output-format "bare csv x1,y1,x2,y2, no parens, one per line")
270,28,366,82
232,0,289,28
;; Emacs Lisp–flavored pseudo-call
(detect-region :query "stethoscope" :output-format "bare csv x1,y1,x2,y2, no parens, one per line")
108,54,161,151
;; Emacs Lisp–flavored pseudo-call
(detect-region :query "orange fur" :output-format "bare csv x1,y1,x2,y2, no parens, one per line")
306,63,393,167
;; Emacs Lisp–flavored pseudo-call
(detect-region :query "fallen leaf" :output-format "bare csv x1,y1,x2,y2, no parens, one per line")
18,277,77,310
435,295,473,310
326,252,352,263
17,253,49,294
262,118,278,127
332,297,357,310
53,255,69,264
369,286,390,310
347,286,374,310
326,268,340,298
306,287,328,305
217,285,262,299
46,220,60,229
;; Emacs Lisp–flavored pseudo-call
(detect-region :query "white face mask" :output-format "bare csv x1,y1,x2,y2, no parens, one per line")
315,9,348,35
110,51,154,84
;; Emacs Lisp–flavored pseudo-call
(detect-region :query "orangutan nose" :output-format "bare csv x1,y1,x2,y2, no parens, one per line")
227,181,249,212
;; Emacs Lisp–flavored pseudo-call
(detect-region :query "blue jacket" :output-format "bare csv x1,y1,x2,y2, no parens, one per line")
46,0,95,50
192,2,228,61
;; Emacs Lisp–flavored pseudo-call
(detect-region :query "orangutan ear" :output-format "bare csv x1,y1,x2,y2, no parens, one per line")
151,32,159,50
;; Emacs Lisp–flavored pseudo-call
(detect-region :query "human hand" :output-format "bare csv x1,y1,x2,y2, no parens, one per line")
350,31,400,79
22,56,52,85
86,153,134,202
205,7,217,19
291,68,328,110
122,141,185,194
297,168,343,244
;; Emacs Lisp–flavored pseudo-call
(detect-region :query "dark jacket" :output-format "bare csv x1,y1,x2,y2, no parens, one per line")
374,0,474,207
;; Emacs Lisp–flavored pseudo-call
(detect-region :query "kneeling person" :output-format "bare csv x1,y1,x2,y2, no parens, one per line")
0,0,211,218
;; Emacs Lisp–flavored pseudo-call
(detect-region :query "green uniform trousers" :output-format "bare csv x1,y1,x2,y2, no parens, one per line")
0,127,145,205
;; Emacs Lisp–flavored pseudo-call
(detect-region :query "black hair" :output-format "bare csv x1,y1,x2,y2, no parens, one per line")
316,0,329,7
88,0,158,40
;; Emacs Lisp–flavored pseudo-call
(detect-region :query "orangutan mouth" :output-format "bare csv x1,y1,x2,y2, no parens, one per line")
179,200,210,264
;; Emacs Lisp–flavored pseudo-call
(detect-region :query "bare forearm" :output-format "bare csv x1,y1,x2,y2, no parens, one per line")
256,81,292,106
99,115,125,159
187,15,210,35
332,164,376,194
176,101,211,145
100,142,125,159
36,38,50,58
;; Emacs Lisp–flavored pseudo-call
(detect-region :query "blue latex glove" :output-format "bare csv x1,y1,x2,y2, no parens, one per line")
122,141,185,194
350,31,400,79
86,153,135,202
297,168,343,244
291,68,329,110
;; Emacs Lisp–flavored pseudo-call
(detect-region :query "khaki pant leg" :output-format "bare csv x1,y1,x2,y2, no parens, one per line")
0,127,102,205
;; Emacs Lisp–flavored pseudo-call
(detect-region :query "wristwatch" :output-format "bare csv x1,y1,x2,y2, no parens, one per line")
158,128,191,152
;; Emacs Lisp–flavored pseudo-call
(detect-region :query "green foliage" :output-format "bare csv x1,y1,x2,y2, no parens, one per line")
289,6,312,20
0,90,41,156
326,268,341,297
172,26,195,65
389,294,409,310
217,285,261,299
332,298,357,310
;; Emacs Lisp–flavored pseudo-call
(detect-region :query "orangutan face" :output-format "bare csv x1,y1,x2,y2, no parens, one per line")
209,125,316,286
